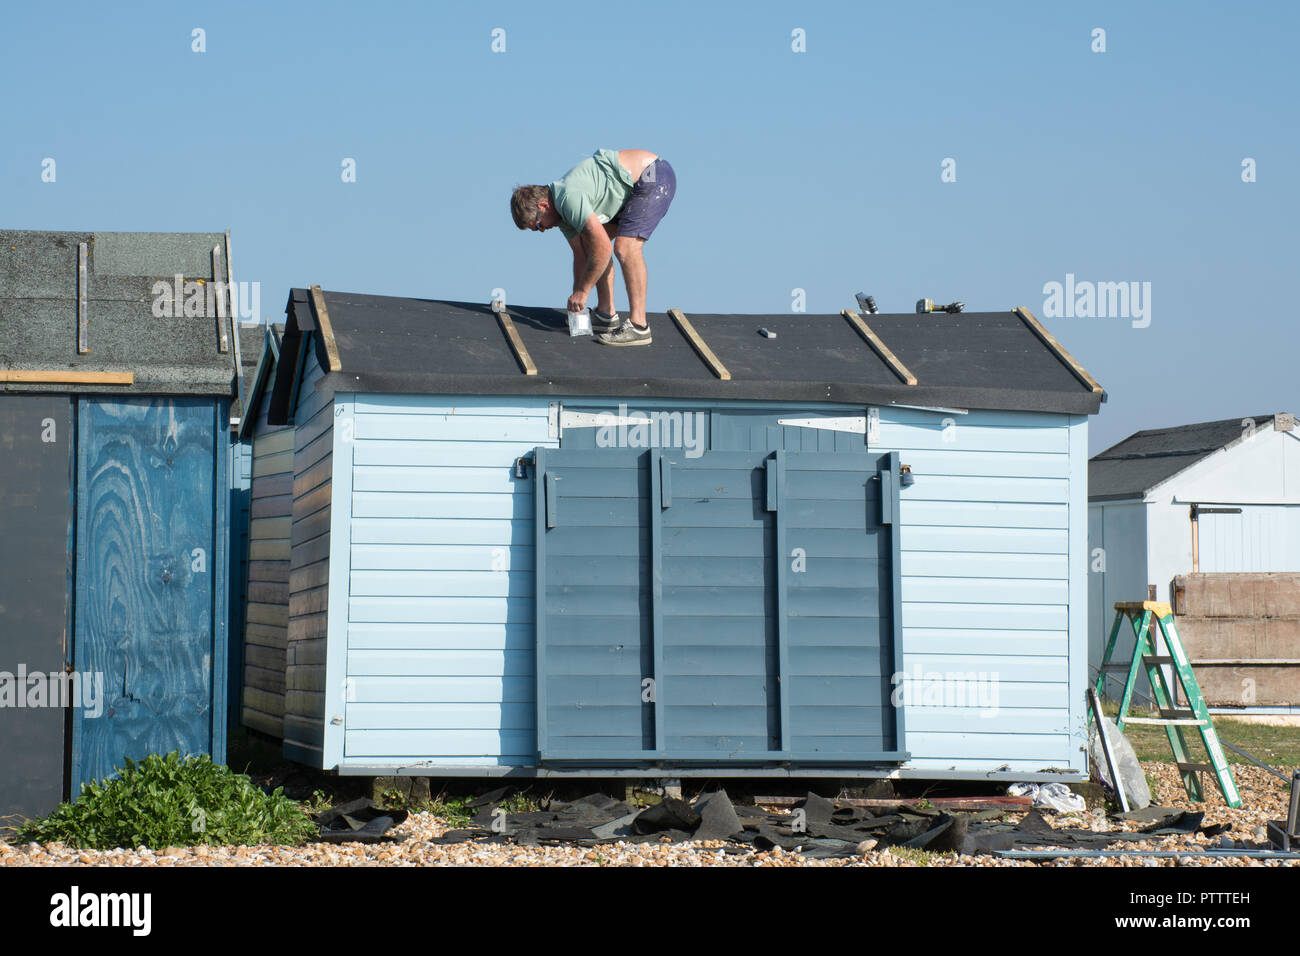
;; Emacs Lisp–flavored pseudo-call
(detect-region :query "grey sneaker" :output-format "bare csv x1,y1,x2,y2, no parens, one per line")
591,308,621,333
596,318,652,346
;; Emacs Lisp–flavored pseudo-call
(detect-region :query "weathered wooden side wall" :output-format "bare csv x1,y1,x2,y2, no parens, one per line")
1174,572,1300,706
241,382,294,739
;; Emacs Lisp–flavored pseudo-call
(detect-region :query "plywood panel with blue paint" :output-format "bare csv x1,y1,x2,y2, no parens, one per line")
73,397,220,790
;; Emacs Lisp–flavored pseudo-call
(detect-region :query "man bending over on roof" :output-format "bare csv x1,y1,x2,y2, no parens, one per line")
511,148,675,347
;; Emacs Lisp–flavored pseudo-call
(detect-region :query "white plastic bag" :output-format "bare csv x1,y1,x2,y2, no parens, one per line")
567,309,592,336
1088,715,1152,809
1006,782,1087,813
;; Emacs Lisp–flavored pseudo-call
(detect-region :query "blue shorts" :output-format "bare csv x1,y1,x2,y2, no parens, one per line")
612,159,676,241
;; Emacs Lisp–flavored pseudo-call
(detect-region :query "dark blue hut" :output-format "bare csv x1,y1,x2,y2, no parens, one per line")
0,229,239,820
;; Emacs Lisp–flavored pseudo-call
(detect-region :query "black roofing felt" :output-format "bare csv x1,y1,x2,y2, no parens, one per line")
268,290,1104,424
0,230,239,395
1088,415,1278,500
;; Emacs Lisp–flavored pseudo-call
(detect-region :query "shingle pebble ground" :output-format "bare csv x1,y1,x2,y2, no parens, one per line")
2,762,1295,867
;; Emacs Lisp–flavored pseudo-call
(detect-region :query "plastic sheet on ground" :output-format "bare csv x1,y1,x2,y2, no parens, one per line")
1006,782,1087,813
1088,715,1153,810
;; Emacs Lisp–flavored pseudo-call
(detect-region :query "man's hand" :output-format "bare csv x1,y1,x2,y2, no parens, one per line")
567,289,589,313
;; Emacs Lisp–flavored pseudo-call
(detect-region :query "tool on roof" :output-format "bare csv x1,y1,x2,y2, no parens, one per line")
916,298,964,314
855,293,879,314
1093,601,1242,808
758,327,777,338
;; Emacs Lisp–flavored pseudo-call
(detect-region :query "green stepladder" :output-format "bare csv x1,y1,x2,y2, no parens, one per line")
1094,601,1242,809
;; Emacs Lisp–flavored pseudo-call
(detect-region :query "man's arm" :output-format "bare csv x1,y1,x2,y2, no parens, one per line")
567,214,612,313
567,233,586,291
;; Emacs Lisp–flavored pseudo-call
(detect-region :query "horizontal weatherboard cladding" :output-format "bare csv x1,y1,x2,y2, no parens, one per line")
343,397,558,764
330,393,1085,775
887,405,1082,770
283,354,333,766
239,350,294,740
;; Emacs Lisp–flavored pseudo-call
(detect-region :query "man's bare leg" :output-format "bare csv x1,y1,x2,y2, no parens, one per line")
614,236,647,327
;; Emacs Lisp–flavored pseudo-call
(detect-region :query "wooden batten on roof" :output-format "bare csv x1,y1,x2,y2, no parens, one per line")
0,370,134,385
668,308,730,381
268,287,340,425
308,285,342,372
495,307,538,375
265,289,1105,416
841,309,917,386
1,229,241,397
1013,306,1103,394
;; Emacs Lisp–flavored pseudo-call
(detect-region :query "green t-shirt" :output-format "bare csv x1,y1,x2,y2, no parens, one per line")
550,149,636,241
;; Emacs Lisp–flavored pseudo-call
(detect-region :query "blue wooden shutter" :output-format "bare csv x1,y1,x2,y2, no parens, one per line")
535,447,906,764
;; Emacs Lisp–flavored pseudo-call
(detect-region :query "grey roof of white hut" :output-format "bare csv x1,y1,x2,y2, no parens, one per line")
1089,414,1293,501
270,289,1106,421
0,230,241,395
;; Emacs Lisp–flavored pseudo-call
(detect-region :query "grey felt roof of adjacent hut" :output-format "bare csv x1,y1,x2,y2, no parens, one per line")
269,288,1105,422
230,320,275,426
0,230,240,395
236,322,286,440
1089,414,1291,501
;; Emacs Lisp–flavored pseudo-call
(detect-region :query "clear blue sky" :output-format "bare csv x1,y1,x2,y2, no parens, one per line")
4,0,1296,452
